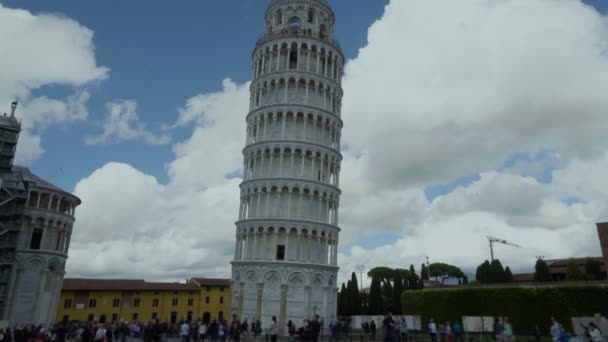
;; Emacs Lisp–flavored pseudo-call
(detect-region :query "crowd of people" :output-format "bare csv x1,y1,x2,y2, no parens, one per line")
1,315,605,342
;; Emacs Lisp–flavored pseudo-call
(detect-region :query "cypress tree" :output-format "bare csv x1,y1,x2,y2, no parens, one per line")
409,265,420,290
489,259,506,283
392,269,404,314
421,263,429,281
476,260,491,284
504,266,513,282
368,275,383,315
534,258,552,282
338,283,347,315
348,272,361,314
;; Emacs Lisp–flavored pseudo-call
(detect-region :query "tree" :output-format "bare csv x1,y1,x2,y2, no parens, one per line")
565,259,585,281
475,260,491,284
585,258,603,281
338,283,347,315
489,259,506,283
367,267,396,287
421,263,429,281
347,272,361,315
368,274,383,314
504,267,513,283
392,269,404,314
428,263,465,284
534,258,552,282
408,265,420,290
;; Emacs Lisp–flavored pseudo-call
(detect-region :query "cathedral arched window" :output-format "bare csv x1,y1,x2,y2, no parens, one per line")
308,9,315,23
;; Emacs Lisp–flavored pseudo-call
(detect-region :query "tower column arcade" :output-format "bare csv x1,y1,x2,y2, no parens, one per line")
232,0,343,331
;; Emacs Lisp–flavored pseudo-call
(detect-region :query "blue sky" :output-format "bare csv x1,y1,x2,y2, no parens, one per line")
4,0,608,281
4,0,606,192
5,0,388,189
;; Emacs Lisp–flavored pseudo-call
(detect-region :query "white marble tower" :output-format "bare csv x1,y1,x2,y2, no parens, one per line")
231,0,344,333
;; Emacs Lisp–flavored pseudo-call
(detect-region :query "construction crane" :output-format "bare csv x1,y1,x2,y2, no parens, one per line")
487,236,522,261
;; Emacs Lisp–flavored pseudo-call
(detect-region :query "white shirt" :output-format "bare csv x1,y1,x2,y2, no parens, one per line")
270,321,278,335
199,325,207,335
590,328,602,342
180,323,190,336
429,323,437,334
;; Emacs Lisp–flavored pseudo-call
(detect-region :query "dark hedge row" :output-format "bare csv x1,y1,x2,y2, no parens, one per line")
402,285,608,334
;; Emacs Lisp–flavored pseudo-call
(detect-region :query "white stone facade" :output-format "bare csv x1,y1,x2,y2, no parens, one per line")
231,0,343,334
0,102,80,326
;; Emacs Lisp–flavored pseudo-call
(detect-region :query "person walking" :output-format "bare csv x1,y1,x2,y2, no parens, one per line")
502,318,513,342
587,322,602,342
550,318,560,342
269,317,278,342
428,319,438,342
198,322,207,342
452,323,462,342
493,318,503,342
370,320,377,341
383,314,394,342
399,318,408,342
180,322,190,342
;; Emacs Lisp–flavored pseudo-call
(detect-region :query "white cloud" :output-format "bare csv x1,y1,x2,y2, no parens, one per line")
68,0,608,286
85,100,171,145
0,4,108,163
342,0,608,189
69,80,248,280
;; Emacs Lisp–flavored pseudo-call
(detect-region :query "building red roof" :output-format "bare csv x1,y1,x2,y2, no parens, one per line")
62,278,200,291
188,278,231,287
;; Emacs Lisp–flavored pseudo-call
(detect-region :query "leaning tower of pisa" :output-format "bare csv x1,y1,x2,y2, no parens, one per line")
231,0,344,333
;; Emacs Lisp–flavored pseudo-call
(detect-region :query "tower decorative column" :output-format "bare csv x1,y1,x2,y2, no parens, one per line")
231,0,344,332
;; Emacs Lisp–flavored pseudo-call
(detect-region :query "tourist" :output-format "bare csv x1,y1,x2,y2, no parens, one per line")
362,320,370,342
287,320,296,342
383,313,394,342
198,321,207,342
428,319,438,342
181,321,191,342
502,318,513,342
558,324,569,342
371,320,377,341
445,322,452,342
452,322,462,342
312,315,321,342
239,319,248,338
493,318,503,342
550,317,560,342
94,324,107,342
218,321,226,342
330,317,340,342
400,317,408,342
269,317,278,342
105,324,114,342
587,322,602,342
0,329,6,342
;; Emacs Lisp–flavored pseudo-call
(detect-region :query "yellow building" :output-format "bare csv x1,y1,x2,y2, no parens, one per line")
56,278,231,324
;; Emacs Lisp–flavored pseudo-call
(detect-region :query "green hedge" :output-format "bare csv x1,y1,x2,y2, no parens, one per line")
402,285,608,335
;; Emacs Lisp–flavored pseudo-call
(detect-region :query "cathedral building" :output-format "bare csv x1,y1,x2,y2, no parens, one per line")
0,101,81,325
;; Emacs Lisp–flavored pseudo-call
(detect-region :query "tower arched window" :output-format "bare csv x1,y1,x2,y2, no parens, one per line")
308,9,314,23
319,24,327,39
289,17,301,28
275,10,283,25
